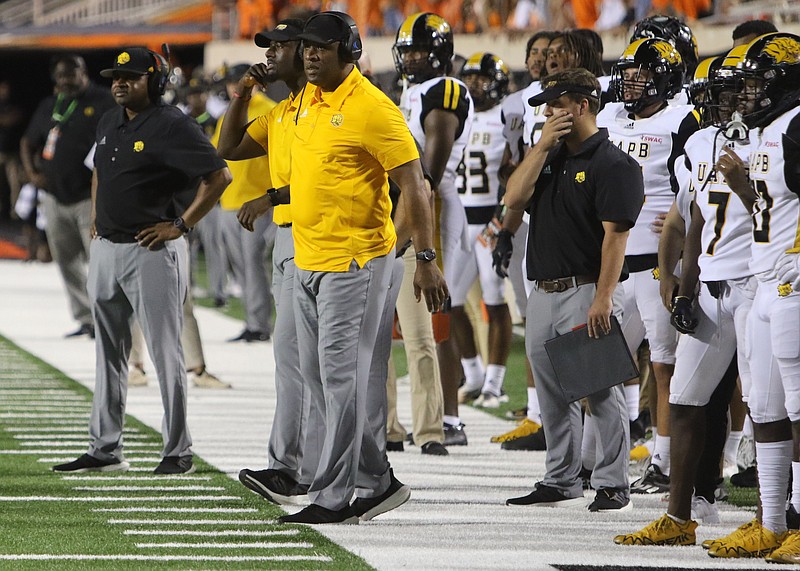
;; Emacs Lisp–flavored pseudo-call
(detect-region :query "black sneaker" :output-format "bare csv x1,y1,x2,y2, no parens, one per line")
421,441,449,456
588,488,632,512
501,429,546,451
386,441,404,452
228,329,270,342
443,422,468,446
154,456,195,475
278,503,359,525
64,323,95,339
506,482,584,507
238,468,309,505
730,465,757,488
630,463,670,494
579,467,593,490
52,453,129,473
350,469,411,521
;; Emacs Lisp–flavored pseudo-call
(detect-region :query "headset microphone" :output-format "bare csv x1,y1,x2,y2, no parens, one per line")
724,111,748,142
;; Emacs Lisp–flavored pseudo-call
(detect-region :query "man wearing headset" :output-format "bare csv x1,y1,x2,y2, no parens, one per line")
248,12,447,524
52,47,232,476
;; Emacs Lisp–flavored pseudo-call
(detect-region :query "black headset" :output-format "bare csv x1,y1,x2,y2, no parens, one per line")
147,46,171,101
305,11,362,63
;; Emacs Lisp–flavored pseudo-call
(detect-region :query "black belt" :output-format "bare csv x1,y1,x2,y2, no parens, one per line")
278,223,292,228
102,233,137,244
626,253,659,274
465,205,495,225
536,274,597,293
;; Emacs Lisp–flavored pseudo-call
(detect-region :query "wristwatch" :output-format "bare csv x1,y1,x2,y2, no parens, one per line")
173,217,191,234
267,187,280,206
415,248,436,262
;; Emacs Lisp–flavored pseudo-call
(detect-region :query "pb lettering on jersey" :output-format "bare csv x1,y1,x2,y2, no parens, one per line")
458,105,504,208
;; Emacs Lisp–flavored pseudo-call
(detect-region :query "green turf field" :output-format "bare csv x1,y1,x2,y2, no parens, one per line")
0,336,373,570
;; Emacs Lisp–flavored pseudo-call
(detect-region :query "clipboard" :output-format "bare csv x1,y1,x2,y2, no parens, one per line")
544,315,638,403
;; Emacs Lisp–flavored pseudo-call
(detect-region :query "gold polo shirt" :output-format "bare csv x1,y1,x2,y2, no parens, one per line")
247,89,304,226
212,92,276,211
290,67,419,272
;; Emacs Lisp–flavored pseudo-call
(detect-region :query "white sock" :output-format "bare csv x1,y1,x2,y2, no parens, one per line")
667,513,687,525
724,430,744,466
652,435,671,475
527,388,541,424
482,364,506,396
792,462,800,513
756,440,792,534
582,414,597,469
443,415,461,427
461,355,485,389
624,384,640,421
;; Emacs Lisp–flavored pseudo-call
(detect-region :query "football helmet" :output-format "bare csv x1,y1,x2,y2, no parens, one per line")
735,32,800,128
612,38,686,115
632,15,699,75
460,52,510,105
393,12,454,83
704,46,749,128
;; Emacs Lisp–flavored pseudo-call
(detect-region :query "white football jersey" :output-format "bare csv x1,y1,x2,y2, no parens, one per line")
501,90,526,164
597,101,697,256
458,103,505,208
674,156,693,226
683,126,753,280
399,76,474,199
748,106,800,276
520,80,544,147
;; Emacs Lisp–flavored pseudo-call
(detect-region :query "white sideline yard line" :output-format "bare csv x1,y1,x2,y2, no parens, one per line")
16,435,151,441
0,398,86,403
0,390,80,395
0,496,242,502
0,555,331,562
124,530,294,537
135,541,312,549
19,441,159,447
72,486,226,492
94,507,258,513
62,476,212,481
0,413,89,419
7,426,123,432
38,458,160,463
7,419,93,425
110,519,279,525
0,449,158,454
0,406,90,412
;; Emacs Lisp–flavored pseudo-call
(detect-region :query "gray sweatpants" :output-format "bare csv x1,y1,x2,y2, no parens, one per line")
526,282,629,497
268,226,320,486
294,254,393,510
87,237,192,461
219,208,275,333
42,194,93,327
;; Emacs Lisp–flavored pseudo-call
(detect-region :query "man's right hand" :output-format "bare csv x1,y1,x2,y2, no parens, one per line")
537,109,573,152
492,229,514,278
237,195,272,231
413,262,449,313
243,64,269,89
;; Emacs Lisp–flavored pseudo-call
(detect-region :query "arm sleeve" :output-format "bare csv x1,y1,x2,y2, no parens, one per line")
363,98,420,172
594,152,644,228
420,78,471,139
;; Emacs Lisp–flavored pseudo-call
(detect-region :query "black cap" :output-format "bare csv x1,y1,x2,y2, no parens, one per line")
297,13,350,45
528,82,600,107
254,18,304,46
224,63,251,82
100,47,155,78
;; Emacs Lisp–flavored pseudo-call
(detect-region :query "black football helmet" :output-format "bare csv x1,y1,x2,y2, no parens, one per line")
460,52,510,105
612,38,686,115
631,15,699,76
393,12,454,83
735,32,800,128
690,56,723,111
703,46,750,128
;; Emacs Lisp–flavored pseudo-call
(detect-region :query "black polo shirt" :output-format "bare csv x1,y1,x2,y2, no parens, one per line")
93,103,227,240
525,128,644,281
24,83,115,205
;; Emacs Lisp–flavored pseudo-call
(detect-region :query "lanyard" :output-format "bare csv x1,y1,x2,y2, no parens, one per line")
51,93,78,124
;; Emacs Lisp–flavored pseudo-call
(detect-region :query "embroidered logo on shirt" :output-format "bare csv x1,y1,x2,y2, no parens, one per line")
543,165,551,174
84,107,94,117
575,171,586,183
133,141,144,152
331,113,344,127
117,52,131,65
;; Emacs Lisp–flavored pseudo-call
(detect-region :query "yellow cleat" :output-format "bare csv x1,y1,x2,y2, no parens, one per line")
707,520,784,558
629,443,651,462
490,418,541,443
613,513,697,546
702,518,759,550
766,530,800,564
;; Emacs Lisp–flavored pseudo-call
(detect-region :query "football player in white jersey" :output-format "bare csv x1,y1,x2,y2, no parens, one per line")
615,51,758,547
394,12,474,446
598,38,699,493
708,33,800,561
451,53,513,410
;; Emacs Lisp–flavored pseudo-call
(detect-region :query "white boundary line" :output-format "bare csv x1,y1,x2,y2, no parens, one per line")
0,496,242,502
61,476,212,481
124,530,296,537
0,555,331,562
94,507,258,513
109,519,278,525
71,486,226,492
135,541,312,549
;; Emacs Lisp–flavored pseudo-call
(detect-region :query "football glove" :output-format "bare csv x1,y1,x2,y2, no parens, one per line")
775,253,800,291
670,296,698,335
492,230,514,278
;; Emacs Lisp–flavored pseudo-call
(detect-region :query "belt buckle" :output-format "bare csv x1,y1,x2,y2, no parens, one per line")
553,279,568,293
542,279,567,293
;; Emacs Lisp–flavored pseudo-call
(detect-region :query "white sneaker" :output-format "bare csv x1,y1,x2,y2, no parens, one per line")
474,392,501,408
128,365,148,387
190,368,231,389
691,495,721,524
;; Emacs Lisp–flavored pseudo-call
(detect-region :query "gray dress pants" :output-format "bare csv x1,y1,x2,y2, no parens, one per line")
525,282,629,497
87,237,192,461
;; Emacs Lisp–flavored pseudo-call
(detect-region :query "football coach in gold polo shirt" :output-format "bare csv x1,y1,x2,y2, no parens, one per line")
279,12,448,525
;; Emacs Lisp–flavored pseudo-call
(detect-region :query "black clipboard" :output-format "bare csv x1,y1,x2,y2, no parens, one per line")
544,315,638,403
